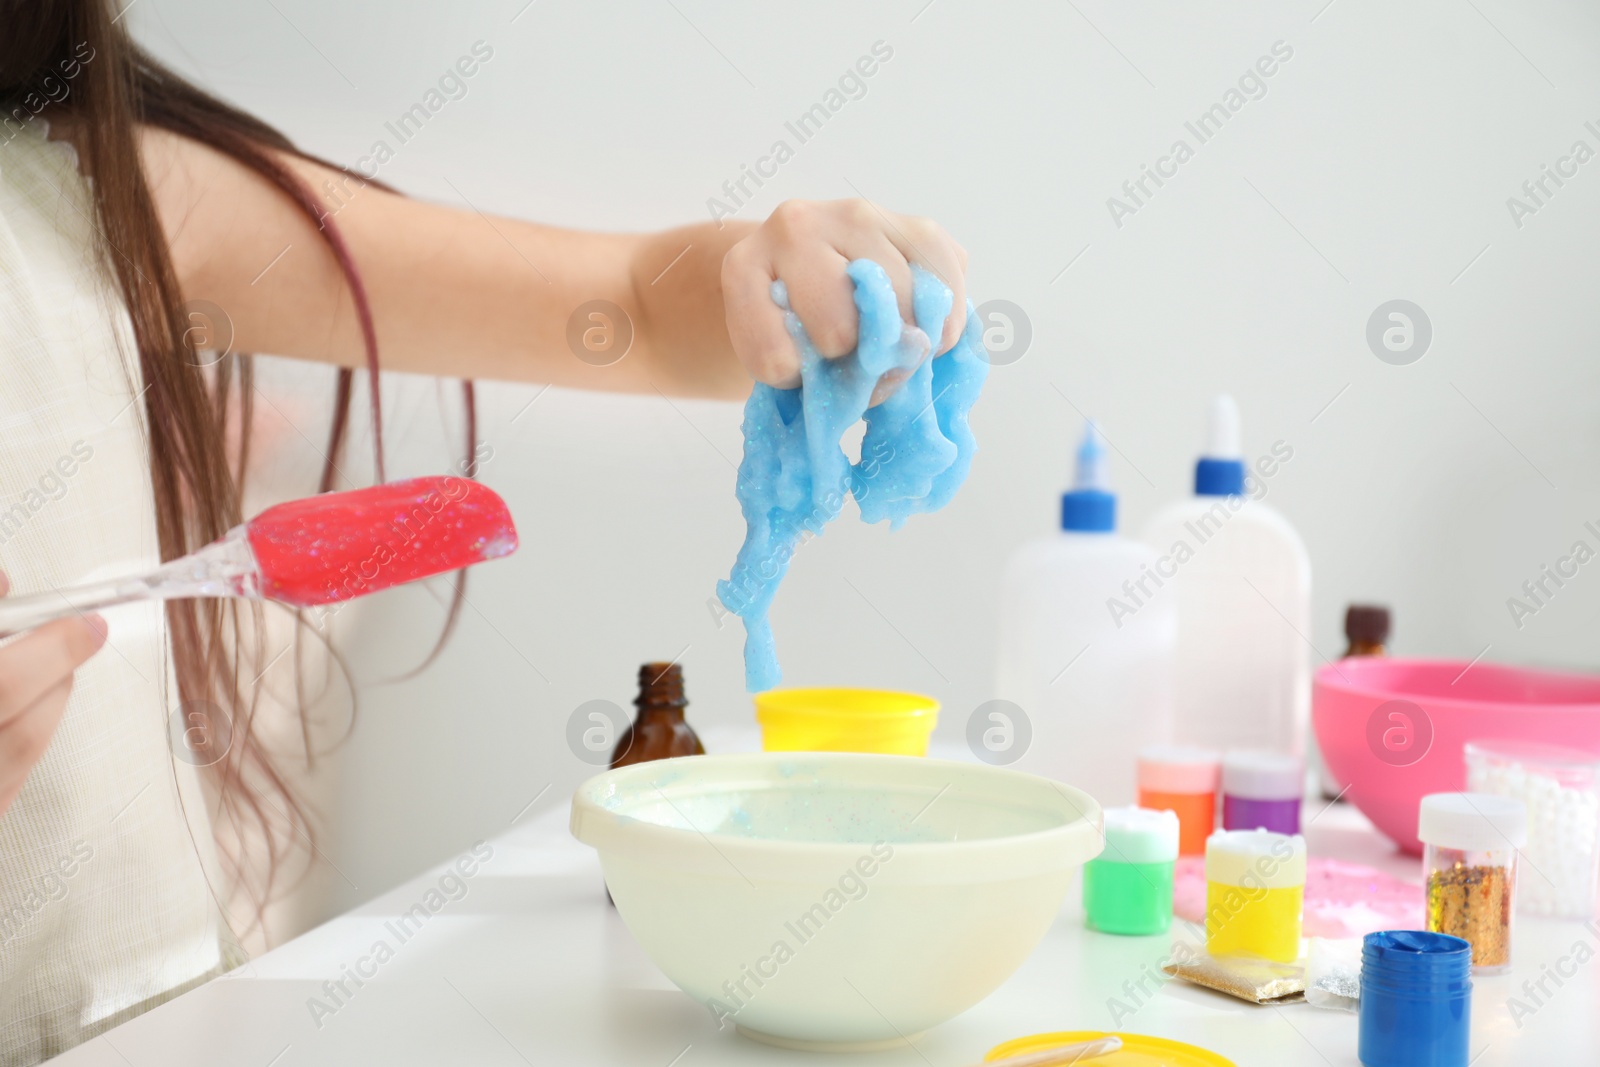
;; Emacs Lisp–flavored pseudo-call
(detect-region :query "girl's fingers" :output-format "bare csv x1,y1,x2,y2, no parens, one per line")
818,228,926,406
773,240,855,360
868,367,917,408
725,199,970,388
0,615,106,727
834,231,915,326
879,217,968,354
720,240,795,388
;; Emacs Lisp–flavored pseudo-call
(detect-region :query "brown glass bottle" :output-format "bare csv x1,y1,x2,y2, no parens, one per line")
1343,605,1391,658
610,662,704,769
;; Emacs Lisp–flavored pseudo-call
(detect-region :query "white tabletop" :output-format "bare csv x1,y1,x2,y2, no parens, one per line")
55,787,1598,1066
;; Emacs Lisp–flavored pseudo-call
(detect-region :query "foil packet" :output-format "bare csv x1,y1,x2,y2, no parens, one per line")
1163,952,1306,1005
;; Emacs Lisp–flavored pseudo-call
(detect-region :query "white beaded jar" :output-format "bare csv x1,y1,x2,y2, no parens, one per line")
1465,739,1600,920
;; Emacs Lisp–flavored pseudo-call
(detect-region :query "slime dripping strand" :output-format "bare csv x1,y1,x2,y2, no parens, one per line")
717,260,988,691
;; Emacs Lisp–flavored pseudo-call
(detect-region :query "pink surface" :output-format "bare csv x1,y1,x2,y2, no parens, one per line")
1173,855,1423,939
1313,657,1600,854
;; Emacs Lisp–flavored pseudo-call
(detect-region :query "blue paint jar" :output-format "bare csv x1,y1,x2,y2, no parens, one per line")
1359,930,1472,1067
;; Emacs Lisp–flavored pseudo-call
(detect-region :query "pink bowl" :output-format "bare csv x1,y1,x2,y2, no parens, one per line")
1313,657,1600,854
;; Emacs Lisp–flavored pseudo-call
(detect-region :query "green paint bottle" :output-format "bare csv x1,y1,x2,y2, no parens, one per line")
1084,806,1178,936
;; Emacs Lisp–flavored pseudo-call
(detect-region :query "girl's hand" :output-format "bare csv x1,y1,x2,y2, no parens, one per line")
721,199,968,400
0,572,107,816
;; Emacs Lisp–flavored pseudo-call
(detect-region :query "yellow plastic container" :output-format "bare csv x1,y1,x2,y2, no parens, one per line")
754,688,938,756
1205,883,1305,961
1203,828,1307,963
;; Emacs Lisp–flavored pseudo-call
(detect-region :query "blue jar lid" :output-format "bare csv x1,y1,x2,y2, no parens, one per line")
1362,930,1473,988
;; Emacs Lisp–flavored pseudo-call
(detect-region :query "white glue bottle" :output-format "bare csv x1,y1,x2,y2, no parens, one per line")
1138,395,1311,755
995,420,1175,808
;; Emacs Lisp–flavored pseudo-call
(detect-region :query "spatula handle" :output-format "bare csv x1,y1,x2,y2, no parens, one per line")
0,527,259,636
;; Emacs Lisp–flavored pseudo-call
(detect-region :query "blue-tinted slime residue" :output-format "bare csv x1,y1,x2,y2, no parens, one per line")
717,259,988,691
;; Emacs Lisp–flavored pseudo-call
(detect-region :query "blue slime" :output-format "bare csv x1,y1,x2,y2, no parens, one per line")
716,259,988,692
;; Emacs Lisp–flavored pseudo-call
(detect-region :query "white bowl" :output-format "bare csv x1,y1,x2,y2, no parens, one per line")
570,751,1102,1051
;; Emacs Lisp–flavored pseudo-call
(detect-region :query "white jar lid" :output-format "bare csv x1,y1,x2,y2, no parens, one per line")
1138,745,1222,794
1418,792,1527,851
1222,750,1303,800
1205,828,1306,888
1098,806,1180,864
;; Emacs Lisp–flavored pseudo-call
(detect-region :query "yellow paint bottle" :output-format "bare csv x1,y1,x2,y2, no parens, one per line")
1204,828,1306,962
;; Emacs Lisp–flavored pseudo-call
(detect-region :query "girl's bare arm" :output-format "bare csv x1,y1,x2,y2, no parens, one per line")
138,126,967,399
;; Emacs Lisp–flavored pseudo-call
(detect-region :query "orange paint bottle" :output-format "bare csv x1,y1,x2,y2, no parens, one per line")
1138,745,1221,856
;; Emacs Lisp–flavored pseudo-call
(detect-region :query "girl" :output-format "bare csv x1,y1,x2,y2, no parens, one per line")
0,0,968,1060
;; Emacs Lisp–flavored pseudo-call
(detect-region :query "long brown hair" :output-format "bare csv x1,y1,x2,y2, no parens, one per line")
1,1,473,935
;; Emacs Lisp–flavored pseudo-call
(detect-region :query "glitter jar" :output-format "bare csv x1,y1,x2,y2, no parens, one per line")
1418,792,1527,975
1221,750,1303,834
1205,828,1306,962
1465,739,1600,920
1083,807,1179,936
1358,930,1472,1067
1138,745,1220,857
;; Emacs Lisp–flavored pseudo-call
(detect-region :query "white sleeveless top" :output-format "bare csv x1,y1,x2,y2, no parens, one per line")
0,123,229,1062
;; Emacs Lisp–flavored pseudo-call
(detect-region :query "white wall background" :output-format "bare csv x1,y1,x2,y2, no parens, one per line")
133,0,1600,922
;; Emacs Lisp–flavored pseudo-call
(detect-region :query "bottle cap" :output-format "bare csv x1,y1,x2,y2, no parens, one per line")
1205,828,1306,888
1418,792,1527,851
1099,806,1180,864
1344,605,1391,646
1194,394,1246,496
1138,745,1222,794
1222,750,1303,801
635,662,687,708
1060,420,1115,532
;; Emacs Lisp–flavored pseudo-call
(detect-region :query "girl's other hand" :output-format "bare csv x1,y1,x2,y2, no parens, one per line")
721,199,968,402
0,572,107,816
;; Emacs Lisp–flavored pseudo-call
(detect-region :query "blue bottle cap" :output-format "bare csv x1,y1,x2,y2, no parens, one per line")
1194,394,1245,497
1061,421,1115,532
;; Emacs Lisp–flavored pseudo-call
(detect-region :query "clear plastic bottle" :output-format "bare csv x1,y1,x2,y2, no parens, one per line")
996,421,1175,808
1139,395,1311,755
1419,792,1527,974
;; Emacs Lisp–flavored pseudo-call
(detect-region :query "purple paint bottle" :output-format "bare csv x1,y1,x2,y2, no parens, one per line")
1221,750,1303,834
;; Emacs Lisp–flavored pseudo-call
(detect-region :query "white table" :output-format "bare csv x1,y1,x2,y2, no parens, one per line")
56,794,1598,1066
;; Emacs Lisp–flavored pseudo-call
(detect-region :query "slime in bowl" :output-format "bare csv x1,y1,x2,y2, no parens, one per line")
717,260,988,691
570,752,1102,1051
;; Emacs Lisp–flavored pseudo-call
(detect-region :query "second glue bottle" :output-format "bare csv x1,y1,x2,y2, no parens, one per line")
1140,395,1311,756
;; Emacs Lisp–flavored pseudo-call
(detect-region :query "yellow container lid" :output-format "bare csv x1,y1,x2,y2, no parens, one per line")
984,1031,1235,1067
756,688,939,721
754,688,938,756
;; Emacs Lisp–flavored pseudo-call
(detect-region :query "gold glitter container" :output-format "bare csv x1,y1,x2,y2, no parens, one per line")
1418,792,1527,975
